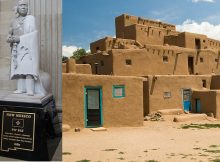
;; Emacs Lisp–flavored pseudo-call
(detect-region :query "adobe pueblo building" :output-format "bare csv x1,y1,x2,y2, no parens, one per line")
63,14,220,128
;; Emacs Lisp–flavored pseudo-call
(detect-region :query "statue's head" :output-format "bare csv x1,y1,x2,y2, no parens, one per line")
17,0,28,16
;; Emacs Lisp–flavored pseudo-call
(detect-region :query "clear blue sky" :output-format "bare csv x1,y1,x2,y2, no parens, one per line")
63,0,220,50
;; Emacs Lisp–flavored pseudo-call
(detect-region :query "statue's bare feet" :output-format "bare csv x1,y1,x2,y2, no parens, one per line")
27,91,34,96
13,90,25,94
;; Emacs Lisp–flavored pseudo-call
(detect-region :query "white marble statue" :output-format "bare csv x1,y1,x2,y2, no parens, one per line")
7,0,50,96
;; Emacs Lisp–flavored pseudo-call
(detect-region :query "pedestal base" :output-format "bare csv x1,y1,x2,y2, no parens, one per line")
0,94,61,161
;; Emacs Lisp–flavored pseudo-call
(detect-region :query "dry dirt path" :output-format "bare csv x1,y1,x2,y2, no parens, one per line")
63,119,220,162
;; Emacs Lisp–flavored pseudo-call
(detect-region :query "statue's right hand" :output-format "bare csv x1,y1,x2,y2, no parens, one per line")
7,35,13,43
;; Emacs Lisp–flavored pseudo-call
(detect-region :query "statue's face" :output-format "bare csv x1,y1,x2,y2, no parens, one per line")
17,3,28,16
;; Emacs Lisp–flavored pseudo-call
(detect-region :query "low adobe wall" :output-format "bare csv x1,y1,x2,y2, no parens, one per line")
62,73,144,128
75,64,92,74
211,75,220,90
147,75,211,113
216,91,220,118
62,59,92,74
192,90,216,116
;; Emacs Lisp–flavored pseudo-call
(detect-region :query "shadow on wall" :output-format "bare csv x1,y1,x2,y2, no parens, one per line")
150,76,157,95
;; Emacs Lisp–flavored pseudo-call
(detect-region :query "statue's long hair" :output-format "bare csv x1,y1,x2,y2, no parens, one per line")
13,0,30,16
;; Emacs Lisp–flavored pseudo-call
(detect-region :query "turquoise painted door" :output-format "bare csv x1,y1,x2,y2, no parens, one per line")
196,99,201,113
183,89,192,111
85,87,103,127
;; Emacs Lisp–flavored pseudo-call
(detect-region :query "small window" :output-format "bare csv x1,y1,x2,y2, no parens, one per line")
125,59,132,65
163,56,168,63
113,85,125,98
100,60,104,66
215,58,219,62
126,15,130,20
96,47,100,51
164,92,171,98
202,80,207,88
200,57,204,63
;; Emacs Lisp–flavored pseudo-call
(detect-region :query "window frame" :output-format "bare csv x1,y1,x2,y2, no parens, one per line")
125,59,132,65
163,56,169,63
112,85,125,98
164,91,171,99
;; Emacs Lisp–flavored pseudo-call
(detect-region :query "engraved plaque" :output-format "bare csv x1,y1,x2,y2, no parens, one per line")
1,111,35,152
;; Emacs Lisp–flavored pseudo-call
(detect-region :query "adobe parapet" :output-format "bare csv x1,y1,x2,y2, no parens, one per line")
116,14,176,38
90,37,142,53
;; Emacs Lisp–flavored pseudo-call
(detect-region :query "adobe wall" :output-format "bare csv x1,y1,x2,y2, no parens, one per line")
62,73,144,128
164,34,185,47
123,24,165,46
165,32,220,51
75,64,92,74
62,63,67,73
192,91,217,117
80,46,220,76
207,38,220,50
147,75,211,113
115,14,175,38
112,48,188,76
90,37,108,53
90,37,137,53
183,32,207,49
77,52,113,75
216,91,220,118
63,59,92,74
211,75,220,89
194,50,220,75
111,47,220,76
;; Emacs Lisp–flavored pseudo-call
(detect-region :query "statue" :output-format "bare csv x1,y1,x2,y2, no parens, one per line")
7,0,50,96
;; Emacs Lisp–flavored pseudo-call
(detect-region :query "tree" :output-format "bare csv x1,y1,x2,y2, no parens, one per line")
71,48,87,60
62,56,68,63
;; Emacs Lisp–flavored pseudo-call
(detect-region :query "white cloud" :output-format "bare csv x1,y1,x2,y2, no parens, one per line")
177,19,220,41
192,0,215,3
62,45,80,57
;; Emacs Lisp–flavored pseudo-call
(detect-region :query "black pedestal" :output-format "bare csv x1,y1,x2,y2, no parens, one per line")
0,95,61,161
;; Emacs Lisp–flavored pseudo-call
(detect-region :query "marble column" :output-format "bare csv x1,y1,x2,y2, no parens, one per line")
0,0,17,90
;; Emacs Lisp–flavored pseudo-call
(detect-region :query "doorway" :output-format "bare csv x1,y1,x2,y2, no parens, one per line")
195,98,201,113
195,39,201,50
84,87,103,127
188,56,194,75
182,89,192,112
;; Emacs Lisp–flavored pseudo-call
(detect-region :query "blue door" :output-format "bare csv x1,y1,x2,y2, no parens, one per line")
84,87,103,128
182,89,192,111
196,99,201,113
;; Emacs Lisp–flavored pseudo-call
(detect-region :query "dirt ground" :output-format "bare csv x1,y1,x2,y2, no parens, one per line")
63,116,220,162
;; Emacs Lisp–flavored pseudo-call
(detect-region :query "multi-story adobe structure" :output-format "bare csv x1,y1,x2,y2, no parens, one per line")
63,14,220,128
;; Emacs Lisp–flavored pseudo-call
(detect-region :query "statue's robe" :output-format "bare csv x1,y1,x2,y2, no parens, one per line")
10,15,50,96
10,15,39,80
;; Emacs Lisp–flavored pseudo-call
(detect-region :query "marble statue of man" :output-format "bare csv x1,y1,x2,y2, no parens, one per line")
7,0,49,96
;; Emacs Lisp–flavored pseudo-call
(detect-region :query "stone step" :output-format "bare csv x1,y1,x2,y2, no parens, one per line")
90,127,107,132
157,109,184,115
62,124,71,132
173,114,208,122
